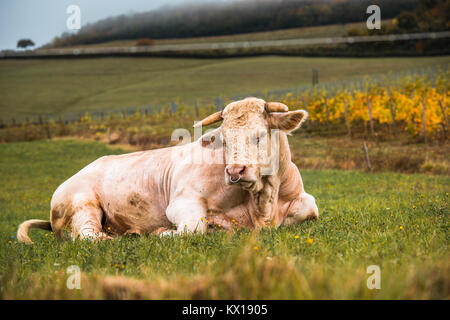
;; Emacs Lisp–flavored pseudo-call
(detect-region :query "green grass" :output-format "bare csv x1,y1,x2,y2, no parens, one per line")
0,139,448,299
1,56,449,120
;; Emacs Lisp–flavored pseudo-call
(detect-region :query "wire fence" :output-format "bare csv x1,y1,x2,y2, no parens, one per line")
1,63,447,125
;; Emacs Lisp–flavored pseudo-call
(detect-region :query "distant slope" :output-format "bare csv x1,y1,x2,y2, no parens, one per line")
59,21,374,49
48,0,417,48
0,55,448,120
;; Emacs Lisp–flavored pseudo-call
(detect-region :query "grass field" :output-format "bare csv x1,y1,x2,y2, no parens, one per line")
0,139,448,299
1,56,449,120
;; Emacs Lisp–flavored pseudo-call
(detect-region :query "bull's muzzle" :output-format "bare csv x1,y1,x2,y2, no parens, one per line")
229,175,241,184
226,165,246,184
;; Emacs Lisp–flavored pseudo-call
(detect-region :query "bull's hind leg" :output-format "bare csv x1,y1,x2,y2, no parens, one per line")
71,207,112,240
52,194,112,241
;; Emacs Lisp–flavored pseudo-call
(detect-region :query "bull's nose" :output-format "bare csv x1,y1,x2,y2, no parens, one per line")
226,165,246,181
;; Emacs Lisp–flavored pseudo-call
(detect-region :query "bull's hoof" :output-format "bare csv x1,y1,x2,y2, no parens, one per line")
159,230,177,237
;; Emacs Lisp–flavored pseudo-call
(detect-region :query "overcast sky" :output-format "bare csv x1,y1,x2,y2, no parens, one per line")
0,0,217,50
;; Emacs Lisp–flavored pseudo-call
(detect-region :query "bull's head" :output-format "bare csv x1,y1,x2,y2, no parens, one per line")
195,97,307,193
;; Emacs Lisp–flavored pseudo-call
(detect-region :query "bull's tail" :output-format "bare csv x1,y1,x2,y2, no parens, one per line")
17,219,52,244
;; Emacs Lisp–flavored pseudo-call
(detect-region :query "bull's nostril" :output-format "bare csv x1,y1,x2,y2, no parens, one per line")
226,165,246,180
227,166,244,174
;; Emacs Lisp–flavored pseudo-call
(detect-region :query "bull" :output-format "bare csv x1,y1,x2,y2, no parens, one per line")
17,97,318,243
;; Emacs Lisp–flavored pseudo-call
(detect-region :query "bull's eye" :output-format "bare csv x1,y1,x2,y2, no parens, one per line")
253,132,266,145
251,135,259,145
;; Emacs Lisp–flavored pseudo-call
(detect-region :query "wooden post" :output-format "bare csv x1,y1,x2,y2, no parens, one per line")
312,69,319,86
344,100,351,136
362,142,371,171
194,100,200,118
324,96,330,131
421,96,427,143
367,96,374,137
388,94,396,134
45,120,51,139
438,100,447,134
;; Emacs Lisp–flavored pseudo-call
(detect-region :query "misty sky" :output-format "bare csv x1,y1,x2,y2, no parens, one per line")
0,0,218,50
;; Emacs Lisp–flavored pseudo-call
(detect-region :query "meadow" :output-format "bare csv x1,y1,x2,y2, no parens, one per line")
0,54,448,299
0,139,448,299
1,56,449,120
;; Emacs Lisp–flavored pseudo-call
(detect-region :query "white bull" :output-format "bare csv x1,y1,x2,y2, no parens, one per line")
17,97,318,243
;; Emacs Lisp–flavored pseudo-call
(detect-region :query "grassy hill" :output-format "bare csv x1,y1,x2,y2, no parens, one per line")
1,55,449,120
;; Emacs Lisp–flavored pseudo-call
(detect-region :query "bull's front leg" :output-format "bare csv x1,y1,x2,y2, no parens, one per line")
282,192,319,226
162,198,208,236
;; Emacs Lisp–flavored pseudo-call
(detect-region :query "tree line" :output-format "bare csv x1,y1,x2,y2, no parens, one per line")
48,0,419,48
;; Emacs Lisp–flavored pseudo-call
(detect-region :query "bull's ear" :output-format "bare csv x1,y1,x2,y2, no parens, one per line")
267,110,308,133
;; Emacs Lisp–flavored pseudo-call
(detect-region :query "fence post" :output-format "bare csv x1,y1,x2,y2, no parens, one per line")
312,69,319,86
344,100,351,136
324,96,330,131
421,96,427,143
388,94,396,134
438,100,447,134
362,142,371,171
45,119,52,140
195,100,200,118
367,95,374,137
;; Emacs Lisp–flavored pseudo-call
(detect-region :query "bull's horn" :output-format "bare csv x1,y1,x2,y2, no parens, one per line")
193,110,223,128
265,102,289,113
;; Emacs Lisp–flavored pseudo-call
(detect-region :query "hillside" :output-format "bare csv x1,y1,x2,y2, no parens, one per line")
48,0,417,48
57,21,375,49
1,55,448,120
